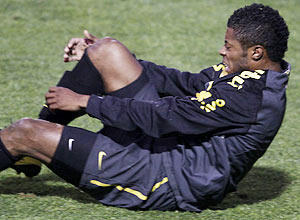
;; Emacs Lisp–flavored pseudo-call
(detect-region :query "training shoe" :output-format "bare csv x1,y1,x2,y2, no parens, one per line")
11,157,42,177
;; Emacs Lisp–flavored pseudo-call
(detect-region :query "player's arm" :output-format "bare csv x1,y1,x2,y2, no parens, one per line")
85,80,259,138
139,61,215,97
45,87,90,111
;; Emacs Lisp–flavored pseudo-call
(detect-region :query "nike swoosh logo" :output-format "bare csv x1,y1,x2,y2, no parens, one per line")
98,151,107,170
68,139,74,151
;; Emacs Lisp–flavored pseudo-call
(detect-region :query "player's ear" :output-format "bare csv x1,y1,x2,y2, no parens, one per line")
251,45,264,61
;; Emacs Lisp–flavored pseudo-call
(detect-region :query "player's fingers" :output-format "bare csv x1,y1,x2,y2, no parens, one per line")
67,38,78,48
63,53,70,62
67,38,81,48
64,46,70,54
48,102,59,110
45,92,56,101
64,49,71,59
47,86,60,93
48,86,56,92
45,96,58,110
69,55,82,62
65,56,76,62
45,97,55,104
84,30,98,42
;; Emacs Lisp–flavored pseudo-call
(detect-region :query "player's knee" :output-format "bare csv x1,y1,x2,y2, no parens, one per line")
87,37,125,63
10,118,42,154
15,117,36,133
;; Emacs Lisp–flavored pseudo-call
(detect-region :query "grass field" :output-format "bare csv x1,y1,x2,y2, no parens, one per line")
0,0,299,219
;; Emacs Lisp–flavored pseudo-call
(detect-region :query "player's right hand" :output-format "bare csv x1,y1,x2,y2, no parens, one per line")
63,30,99,62
45,87,90,111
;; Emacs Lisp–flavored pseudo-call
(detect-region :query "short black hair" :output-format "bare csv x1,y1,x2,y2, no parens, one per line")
227,3,289,62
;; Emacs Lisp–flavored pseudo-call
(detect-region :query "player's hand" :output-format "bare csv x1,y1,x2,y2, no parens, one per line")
63,30,99,62
45,87,90,111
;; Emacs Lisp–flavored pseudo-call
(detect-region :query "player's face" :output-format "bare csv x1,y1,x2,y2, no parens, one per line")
219,27,250,74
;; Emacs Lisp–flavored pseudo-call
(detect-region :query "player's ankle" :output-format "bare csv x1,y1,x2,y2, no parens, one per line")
11,157,42,177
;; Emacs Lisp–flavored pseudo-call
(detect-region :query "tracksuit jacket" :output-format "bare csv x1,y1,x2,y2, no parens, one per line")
86,60,290,211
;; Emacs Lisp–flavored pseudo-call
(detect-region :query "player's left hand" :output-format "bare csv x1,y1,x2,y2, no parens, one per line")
45,87,90,111
64,30,99,62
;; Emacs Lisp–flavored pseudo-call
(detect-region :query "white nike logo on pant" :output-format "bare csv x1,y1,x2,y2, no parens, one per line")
68,138,74,151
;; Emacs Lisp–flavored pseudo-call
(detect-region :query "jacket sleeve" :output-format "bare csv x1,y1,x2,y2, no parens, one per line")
86,78,260,138
138,61,221,97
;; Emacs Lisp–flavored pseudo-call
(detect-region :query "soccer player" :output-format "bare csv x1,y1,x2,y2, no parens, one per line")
0,4,290,212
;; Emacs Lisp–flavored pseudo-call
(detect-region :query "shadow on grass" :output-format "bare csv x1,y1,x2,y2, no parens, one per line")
0,170,98,204
0,166,291,208
210,166,292,210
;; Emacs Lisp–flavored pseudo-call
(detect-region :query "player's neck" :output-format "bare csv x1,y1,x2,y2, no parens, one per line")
262,61,282,72
250,58,282,73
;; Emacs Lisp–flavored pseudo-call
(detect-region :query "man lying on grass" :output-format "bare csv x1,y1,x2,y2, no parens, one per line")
0,3,290,212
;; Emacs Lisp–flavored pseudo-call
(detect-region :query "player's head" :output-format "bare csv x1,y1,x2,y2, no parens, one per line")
227,3,289,62
219,4,289,74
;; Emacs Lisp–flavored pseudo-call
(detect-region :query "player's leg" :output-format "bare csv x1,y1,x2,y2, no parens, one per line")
13,37,144,176
0,118,97,186
86,37,161,144
38,52,105,125
13,41,107,177
86,37,143,93
0,118,176,210
0,118,63,171
39,37,143,124
12,51,104,177
37,37,143,130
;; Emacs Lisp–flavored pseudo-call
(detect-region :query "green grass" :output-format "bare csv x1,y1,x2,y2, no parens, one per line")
0,0,299,219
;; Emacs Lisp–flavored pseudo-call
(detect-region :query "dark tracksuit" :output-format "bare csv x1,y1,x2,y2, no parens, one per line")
81,60,290,211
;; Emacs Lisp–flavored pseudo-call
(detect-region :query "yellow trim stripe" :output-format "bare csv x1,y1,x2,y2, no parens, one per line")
151,177,168,192
14,157,41,166
43,104,48,108
206,81,214,91
90,180,148,200
98,151,107,170
90,180,111,187
90,177,169,201
116,186,148,201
